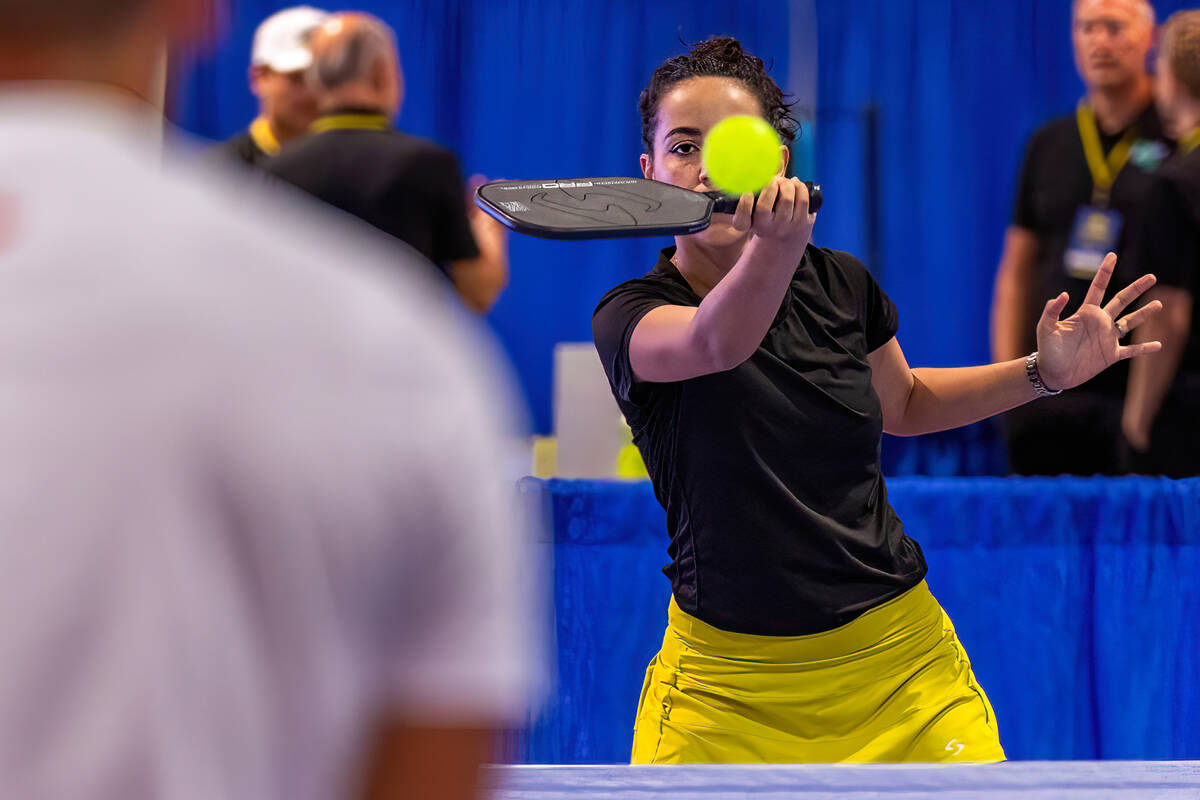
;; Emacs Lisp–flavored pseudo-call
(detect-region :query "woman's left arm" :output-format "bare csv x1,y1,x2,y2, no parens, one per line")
870,253,1164,437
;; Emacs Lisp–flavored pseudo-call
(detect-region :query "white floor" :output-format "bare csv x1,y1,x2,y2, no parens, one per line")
484,761,1200,799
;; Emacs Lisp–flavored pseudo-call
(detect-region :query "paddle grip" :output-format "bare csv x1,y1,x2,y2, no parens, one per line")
708,181,822,215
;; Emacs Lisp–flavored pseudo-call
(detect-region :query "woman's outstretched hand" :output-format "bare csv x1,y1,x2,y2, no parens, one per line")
1035,252,1163,392
730,177,816,250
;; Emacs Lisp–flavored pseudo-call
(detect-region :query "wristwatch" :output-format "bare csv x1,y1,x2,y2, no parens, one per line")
1025,351,1063,397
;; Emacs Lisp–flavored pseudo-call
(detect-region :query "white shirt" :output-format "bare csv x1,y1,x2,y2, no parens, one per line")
0,86,538,800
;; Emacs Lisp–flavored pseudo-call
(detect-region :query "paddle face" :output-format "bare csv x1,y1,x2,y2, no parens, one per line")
475,178,715,240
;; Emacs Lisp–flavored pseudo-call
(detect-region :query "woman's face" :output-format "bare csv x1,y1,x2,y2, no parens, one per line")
641,76,787,247
1154,53,1186,139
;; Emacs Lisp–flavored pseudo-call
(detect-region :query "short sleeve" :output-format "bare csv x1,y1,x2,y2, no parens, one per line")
1012,131,1041,231
365,316,542,724
1133,175,1197,291
864,269,900,352
427,149,481,266
592,282,671,404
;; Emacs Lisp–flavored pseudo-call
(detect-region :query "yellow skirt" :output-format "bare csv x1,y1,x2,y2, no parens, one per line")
631,581,1005,764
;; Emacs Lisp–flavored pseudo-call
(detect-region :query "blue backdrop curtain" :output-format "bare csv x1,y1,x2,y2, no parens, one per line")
812,0,1194,371
173,0,1194,440
173,0,798,435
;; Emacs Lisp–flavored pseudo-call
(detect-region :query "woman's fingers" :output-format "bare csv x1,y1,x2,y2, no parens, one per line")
794,178,811,221
1114,299,1163,337
1103,273,1158,319
773,177,796,223
731,192,754,232
1082,252,1118,306
747,177,814,243
755,178,780,225
1118,341,1163,360
1037,292,1070,332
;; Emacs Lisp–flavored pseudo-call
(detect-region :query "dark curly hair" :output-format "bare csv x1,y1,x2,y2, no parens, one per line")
639,36,800,156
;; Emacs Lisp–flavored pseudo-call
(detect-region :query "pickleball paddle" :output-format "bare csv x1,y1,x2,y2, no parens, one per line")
475,177,822,240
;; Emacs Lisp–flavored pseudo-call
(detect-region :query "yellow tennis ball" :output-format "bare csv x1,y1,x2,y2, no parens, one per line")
702,116,782,196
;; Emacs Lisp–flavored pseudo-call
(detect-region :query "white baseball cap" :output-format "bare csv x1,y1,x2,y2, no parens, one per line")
251,6,330,73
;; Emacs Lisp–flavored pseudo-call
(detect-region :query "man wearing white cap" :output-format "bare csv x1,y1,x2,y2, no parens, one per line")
217,5,328,167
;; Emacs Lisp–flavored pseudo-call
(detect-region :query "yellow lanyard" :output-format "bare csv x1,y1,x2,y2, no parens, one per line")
1076,101,1139,206
1180,126,1200,155
248,117,281,157
310,113,392,134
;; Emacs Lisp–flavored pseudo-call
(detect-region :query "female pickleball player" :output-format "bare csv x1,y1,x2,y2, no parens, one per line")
591,36,1164,764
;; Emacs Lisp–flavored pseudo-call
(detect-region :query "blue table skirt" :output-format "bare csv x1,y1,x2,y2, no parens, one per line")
512,477,1200,764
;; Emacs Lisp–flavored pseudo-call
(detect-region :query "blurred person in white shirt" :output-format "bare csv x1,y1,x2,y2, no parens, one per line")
0,1,541,799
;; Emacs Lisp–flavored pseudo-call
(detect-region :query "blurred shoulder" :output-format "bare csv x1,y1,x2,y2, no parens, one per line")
806,247,891,305
384,131,465,176
1025,113,1078,153
1032,113,1078,137
1158,147,1200,183
167,150,492,386
386,129,455,155
1148,148,1200,226
208,129,259,166
809,246,870,278
594,254,694,318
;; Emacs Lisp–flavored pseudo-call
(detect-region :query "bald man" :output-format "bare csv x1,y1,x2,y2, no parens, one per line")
0,1,537,799
990,0,1171,475
267,13,509,313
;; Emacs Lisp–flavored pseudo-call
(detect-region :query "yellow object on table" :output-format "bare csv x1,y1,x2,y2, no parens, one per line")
531,436,557,478
616,420,648,479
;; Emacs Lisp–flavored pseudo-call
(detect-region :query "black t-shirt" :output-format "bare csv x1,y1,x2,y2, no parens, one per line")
1131,145,1200,386
265,120,479,271
214,129,271,169
592,245,926,636
1011,105,1170,394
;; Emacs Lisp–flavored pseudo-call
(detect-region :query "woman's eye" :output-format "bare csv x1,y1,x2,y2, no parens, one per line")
670,142,699,156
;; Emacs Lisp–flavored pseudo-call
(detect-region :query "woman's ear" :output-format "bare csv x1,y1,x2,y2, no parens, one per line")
640,153,654,180
777,143,790,177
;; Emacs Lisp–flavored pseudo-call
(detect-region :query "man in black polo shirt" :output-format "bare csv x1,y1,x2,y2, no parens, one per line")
1123,10,1200,477
215,6,328,168
990,0,1170,475
266,13,508,313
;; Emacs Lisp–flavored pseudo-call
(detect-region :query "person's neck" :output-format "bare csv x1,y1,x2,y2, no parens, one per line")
317,87,389,118
1088,77,1153,134
262,114,305,144
671,235,750,298
1172,99,1200,138
0,23,165,107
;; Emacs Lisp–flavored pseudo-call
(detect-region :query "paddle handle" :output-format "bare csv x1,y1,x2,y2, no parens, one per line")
707,181,822,215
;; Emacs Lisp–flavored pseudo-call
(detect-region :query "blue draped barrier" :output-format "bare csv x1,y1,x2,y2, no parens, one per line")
514,477,1200,763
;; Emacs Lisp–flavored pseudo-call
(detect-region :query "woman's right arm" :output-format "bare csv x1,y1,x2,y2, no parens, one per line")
628,177,816,383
